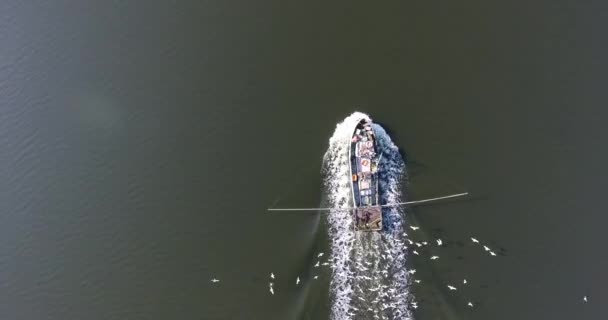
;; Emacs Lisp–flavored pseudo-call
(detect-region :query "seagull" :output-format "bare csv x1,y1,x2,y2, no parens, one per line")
490,251,497,256
583,296,588,303
408,269,417,274
318,252,324,258
314,261,320,267
422,241,428,246
410,226,420,231
430,256,440,260
269,286,274,295
471,237,479,243
210,278,220,283
414,279,421,284
413,250,419,255
270,272,275,279
436,239,443,246
447,285,457,291
483,245,491,251
463,279,468,284
296,277,300,285
415,242,422,247
313,275,318,280
467,302,474,307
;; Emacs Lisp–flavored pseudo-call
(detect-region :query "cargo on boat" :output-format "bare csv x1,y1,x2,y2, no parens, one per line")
349,119,382,231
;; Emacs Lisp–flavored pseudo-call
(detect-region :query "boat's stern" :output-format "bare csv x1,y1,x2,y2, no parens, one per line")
354,206,382,231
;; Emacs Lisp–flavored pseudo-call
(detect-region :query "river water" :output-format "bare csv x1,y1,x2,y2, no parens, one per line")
1,1,607,319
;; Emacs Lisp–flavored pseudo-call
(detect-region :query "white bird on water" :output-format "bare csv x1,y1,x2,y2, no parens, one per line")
413,250,419,255
490,251,497,256
447,285,457,291
463,279,468,284
313,275,318,280
410,226,420,231
414,279,421,284
583,296,588,303
430,256,440,260
296,277,300,285
210,278,220,283
318,252,324,258
483,245,491,252
436,239,443,246
270,272,275,279
467,302,474,308
314,261,320,267
269,286,274,295
471,237,479,243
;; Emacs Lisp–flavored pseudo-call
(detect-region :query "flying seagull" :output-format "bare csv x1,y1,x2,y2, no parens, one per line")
583,296,588,303
483,245,491,252
296,277,300,285
318,252,324,258
430,256,440,260
447,285,457,291
210,278,220,283
471,237,479,243
467,302,474,307
270,272,275,279
410,226,420,231
436,239,443,246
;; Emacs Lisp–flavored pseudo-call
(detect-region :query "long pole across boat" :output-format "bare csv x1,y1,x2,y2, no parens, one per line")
266,192,469,212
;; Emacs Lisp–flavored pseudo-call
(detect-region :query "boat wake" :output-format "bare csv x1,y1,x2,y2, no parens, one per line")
322,112,413,320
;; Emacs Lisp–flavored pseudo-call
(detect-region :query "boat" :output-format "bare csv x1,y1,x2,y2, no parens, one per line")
266,116,470,232
349,119,383,231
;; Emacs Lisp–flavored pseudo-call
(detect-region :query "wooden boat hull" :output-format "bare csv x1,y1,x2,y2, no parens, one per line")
349,119,382,231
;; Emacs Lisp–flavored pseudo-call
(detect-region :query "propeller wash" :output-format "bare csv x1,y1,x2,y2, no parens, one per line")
322,112,413,320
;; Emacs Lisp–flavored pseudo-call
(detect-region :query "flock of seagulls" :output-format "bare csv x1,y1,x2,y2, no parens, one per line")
262,253,328,295
208,227,591,314
208,252,330,298
404,225,505,310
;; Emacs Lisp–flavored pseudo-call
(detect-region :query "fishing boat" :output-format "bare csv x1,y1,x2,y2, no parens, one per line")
266,116,469,232
349,119,383,231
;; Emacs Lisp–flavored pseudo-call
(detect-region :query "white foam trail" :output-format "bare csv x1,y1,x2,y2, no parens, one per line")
322,112,413,320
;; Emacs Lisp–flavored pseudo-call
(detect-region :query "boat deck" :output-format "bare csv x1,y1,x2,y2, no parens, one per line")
350,119,382,231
